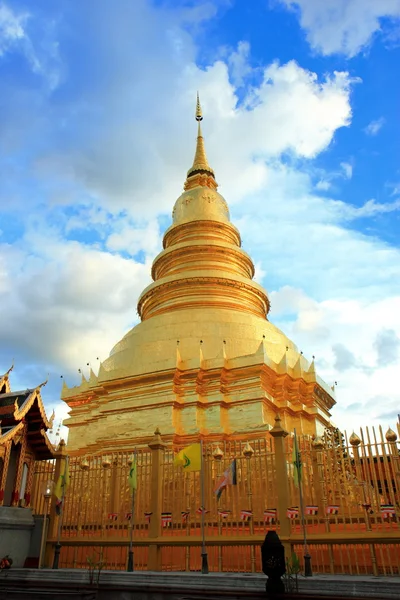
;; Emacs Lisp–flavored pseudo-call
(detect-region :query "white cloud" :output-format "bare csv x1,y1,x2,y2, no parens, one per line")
340,161,353,179
227,40,252,87
270,288,400,430
364,117,386,135
0,3,28,55
280,0,400,57
0,2,61,89
315,180,331,191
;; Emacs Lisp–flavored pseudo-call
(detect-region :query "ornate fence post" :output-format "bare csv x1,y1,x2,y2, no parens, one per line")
270,415,291,558
350,432,380,576
44,440,67,568
148,428,166,571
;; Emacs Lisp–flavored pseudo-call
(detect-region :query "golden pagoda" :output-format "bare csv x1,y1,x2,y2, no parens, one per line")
62,96,335,454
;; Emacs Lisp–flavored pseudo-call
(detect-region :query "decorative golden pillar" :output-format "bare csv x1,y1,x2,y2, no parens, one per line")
0,442,11,506
350,432,378,576
243,442,255,572
269,415,291,556
213,445,224,571
313,436,334,573
44,439,68,568
148,428,166,571
74,458,90,568
11,434,27,506
385,428,399,499
101,455,112,554
110,456,120,514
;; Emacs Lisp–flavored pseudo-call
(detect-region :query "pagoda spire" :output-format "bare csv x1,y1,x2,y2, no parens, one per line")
185,93,217,190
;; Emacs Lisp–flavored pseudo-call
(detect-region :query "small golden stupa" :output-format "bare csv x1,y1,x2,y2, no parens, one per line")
63,96,335,454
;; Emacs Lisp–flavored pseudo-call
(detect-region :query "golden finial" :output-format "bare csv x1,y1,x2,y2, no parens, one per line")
312,436,324,449
213,445,224,461
185,93,216,188
349,432,361,446
243,442,254,458
195,91,203,122
385,427,397,442
80,458,90,471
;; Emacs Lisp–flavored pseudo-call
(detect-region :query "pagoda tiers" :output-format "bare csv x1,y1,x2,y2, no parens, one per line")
0,366,55,507
62,96,336,455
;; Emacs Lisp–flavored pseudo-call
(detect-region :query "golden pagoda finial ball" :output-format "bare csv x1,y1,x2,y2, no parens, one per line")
385,427,397,442
102,455,112,468
349,432,361,447
213,445,224,461
80,458,90,471
243,442,254,458
312,436,324,449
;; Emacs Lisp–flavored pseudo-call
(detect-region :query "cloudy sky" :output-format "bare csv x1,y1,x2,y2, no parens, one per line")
1,0,399,438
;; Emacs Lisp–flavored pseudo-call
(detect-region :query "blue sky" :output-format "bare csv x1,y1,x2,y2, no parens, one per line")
0,0,399,436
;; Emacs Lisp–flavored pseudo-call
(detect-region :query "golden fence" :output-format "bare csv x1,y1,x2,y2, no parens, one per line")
32,423,400,575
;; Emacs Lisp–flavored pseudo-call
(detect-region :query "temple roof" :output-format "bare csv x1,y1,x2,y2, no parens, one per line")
0,374,55,459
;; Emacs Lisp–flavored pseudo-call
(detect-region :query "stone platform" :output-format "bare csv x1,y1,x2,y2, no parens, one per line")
1,569,400,599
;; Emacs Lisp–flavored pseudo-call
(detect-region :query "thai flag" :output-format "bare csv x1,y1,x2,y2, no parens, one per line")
196,506,209,515
161,512,172,527
361,503,374,514
214,459,237,500
240,509,253,521
381,504,396,517
181,511,190,523
305,505,319,515
326,505,340,515
264,509,277,523
108,513,118,521
144,512,152,523
125,512,132,520
218,509,231,519
287,507,299,519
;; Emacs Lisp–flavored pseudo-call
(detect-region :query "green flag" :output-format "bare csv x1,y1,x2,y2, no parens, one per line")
128,454,137,493
292,434,302,488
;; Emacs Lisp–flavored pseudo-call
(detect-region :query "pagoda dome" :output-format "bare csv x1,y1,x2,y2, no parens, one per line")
100,97,301,381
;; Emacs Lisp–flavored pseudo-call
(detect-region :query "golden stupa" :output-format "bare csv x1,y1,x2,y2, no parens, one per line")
63,96,335,454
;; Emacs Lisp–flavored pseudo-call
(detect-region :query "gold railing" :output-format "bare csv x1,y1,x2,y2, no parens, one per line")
31,422,400,574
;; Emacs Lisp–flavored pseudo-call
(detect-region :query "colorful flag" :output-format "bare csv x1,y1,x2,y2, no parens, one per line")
292,435,302,488
214,459,237,501
240,509,253,521
287,507,299,519
144,511,152,523
305,505,319,515
161,512,172,527
218,509,231,519
125,512,132,520
128,453,137,493
361,503,373,514
181,511,190,523
174,443,201,472
264,509,277,523
108,513,118,521
381,504,396,517
326,505,340,515
196,506,209,515
54,459,70,515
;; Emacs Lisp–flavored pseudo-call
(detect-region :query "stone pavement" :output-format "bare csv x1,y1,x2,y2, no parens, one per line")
1,569,400,599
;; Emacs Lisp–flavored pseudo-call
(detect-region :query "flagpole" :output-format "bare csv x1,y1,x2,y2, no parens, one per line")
127,449,137,572
294,429,312,577
53,457,69,569
200,439,209,574
127,490,135,571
